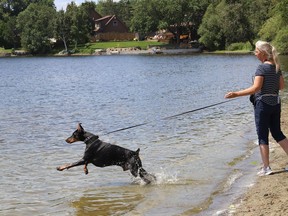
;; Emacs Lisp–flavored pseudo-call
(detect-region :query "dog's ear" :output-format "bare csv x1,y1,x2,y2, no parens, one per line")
77,123,84,132
136,148,140,155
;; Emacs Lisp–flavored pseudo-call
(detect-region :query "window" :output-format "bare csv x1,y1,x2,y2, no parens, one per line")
113,21,118,26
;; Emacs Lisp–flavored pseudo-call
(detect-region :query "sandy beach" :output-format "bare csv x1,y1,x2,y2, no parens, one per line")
231,102,288,216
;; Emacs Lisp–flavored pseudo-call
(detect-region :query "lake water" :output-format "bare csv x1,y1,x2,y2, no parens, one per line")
0,54,287,216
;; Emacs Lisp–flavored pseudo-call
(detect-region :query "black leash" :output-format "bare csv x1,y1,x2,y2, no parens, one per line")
104,99,237,135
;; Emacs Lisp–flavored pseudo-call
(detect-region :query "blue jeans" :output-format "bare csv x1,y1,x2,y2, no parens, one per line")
254,100,286,145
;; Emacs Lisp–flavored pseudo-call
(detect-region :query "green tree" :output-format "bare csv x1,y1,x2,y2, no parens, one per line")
96,0,118,16
0,0,55,49
258,14,283,42
0,0,54,15
273,28,288,54
117,0,134,28
0,16,20,48
66,2,90,49
131,0,209,43
222,2,250,44
198,0,272,50
241,0,272,48
154,0,192,43
54,9,71,52
274,0,288,54
130,0,159,37
198,1,225,50
259,0,288,54
80,1,98,36
17,3,56,53
184,0,211,41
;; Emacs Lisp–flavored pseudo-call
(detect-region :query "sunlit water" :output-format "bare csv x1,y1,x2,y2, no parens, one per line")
0,54,287,216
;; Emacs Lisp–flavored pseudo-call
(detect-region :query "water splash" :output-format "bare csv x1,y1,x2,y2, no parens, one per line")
132,167,179,185
153,168,179,185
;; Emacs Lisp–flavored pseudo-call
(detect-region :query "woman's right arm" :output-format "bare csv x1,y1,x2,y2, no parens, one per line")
225,76,263,99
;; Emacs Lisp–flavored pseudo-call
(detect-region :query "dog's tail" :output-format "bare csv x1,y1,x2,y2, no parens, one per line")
139,167,156,184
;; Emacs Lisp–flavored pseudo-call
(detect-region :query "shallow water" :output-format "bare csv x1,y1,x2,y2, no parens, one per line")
0,54,287,215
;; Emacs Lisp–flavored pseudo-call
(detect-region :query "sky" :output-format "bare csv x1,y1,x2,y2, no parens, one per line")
54,0,119,11
54,0,90,10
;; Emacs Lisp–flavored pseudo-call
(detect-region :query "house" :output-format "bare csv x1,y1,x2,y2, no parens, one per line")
93,15,134,41
89,9,102,21
94,15,129,33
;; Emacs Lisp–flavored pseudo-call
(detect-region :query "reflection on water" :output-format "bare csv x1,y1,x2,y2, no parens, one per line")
72,187,144,216
71,176,207,216
0,54,287,216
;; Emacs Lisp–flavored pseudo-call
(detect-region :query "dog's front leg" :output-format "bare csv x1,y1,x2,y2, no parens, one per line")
57,159,86,171
139,167,157,184
84,162,89,175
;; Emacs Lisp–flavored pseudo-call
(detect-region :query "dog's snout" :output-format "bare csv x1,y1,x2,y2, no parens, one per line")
66,137,77,143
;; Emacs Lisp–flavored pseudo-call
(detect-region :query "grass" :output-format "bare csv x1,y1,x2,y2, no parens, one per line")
0,47,11,56
0,47,11,52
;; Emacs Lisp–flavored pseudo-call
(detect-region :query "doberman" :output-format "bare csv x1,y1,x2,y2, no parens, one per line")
56,123,156,184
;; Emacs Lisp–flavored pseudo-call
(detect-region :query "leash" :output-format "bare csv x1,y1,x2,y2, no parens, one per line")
104,99,238,135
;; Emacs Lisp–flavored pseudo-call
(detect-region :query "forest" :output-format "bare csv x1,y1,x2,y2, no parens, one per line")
0,0,288,54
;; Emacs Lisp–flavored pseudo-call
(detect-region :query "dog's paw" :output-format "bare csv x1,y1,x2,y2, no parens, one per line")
139,168,156,184
56,166,65,171
84,166,89,175
142,173,157,184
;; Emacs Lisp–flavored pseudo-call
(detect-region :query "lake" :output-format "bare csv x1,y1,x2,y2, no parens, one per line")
0,54,287,216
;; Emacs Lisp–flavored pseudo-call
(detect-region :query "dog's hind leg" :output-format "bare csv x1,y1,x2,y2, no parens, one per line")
139,167,156,184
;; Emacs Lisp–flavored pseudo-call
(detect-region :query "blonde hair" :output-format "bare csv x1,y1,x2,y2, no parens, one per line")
255,40,280,72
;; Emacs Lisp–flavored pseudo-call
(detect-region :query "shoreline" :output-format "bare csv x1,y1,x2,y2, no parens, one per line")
0,47,254,58
198,101,288,216
0,48,203,57
231,102,288,216
229,101,288,216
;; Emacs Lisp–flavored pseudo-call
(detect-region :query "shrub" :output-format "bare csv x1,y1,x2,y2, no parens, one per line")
227,42,252,51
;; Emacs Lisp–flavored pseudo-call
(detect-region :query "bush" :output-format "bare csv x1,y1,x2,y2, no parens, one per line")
227,42,252,51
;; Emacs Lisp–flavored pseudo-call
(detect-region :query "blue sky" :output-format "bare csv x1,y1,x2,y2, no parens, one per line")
54,0,119,10
54,0,89,10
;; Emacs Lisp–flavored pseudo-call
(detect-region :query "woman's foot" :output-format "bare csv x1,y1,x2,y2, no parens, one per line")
257,166,273,176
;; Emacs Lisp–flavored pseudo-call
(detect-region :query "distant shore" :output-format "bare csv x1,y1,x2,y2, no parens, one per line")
0,47,255,58
0,47,203,57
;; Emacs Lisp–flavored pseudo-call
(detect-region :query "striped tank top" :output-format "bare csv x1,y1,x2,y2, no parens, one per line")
255,63,282,106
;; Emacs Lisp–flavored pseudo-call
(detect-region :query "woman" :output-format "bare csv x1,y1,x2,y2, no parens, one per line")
225,40,288,176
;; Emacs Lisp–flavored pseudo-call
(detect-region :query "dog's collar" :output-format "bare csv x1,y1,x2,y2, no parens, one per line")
84,135,97,143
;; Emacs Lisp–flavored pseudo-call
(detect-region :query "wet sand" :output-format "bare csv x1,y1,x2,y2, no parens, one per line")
231,102,288,216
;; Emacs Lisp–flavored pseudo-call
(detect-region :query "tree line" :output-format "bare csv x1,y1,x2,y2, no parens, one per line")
1,0,287,54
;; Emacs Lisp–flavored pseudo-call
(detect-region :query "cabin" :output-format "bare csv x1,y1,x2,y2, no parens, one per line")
93,15,134,41
94,15,129,33
89,9,102,21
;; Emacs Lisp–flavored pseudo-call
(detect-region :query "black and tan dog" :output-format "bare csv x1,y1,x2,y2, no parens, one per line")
57,123,156,184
